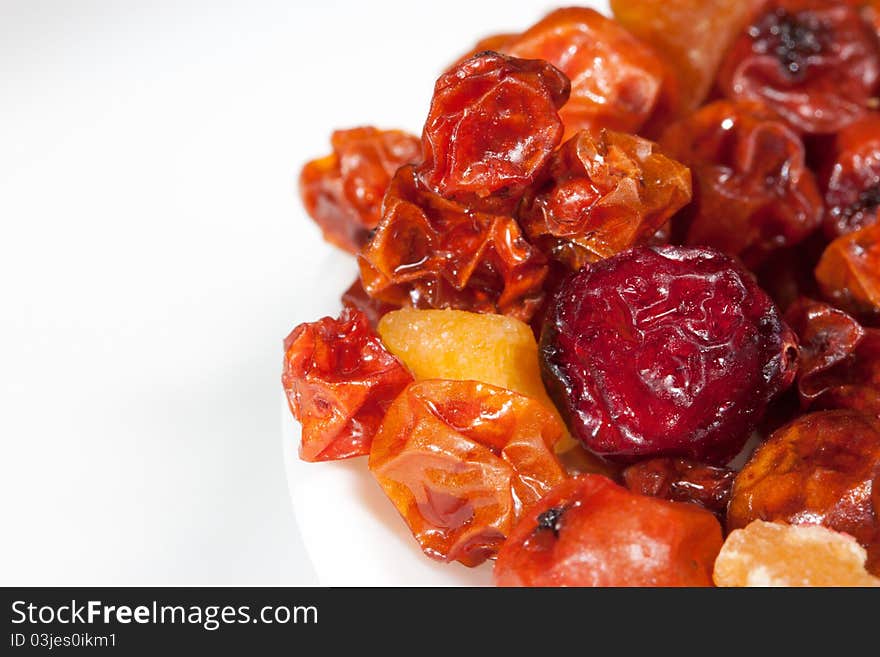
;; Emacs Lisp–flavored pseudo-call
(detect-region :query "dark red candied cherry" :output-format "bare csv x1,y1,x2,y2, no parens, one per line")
299,127,421,253
359,165,548,322
727,409,880,575
820,113,880,239
660,100,823,268
786,297,880,415
717,0,880,135
416,51,570,214
622,457,736,517
282,308,413,462
540,245,799,464
518,129,692,271
494,474,723,587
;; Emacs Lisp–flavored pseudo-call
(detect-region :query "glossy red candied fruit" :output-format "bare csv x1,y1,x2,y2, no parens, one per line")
340,278,400,329
717,0,880,135
368,379,567,567
500,7,668,138
282,308,413,462
358,165,548,322
494,474,723,587
786,297,880,415
727,410,880,575
821,113,880,239
610,0,765,115
540,245,799,464
299,127,421,253
622,458,736,517
816,221,880,324
416,51,569,213
660,100,823,267
518,129,692,271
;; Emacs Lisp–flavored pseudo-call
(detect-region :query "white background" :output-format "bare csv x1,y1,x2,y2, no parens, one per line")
0,0,606,584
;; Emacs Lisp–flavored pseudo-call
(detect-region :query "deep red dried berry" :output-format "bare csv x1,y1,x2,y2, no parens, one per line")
540,245,799,464
282,308,413,462
299,127,421,253
417,51,570,213
622,457,736,516
717,0,880,135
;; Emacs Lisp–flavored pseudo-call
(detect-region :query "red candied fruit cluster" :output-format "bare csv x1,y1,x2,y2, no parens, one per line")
285,2,880,586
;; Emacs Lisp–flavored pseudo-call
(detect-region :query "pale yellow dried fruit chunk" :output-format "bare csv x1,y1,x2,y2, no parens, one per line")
378,308,578,453
714,521,880,587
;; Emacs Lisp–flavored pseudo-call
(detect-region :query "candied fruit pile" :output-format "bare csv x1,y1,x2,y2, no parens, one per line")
285,2,880,587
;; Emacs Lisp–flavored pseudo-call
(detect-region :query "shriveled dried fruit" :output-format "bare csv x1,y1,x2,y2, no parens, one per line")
417,51,569,213
494,475,723,586
369,379,567,566
660,100,823,267
714,520,880,587
299,127,421,253
359,165,548,321
519,129,692,270
282,308,413,462
821,113,880,239
727,410,880,575
816,220,880,325
717,0,880,135
610,0,765,115
540,245,798,464
786,297,880,414
622,457,735,516
501,7,667,137
341,278,399,329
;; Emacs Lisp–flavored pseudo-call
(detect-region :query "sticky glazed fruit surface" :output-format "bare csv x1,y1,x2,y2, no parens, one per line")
540,245,798,464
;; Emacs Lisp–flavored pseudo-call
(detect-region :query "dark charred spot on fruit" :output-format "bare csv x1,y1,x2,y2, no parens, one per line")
536,506,565,537
749,8,826,79
843,184,880,219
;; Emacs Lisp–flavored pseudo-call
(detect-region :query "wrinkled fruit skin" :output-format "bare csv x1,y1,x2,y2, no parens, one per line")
359,165,548,322
622,457,735,517
786,297,880,415
494,474,723,586
816,221,880,325
341,278,399,329
369,379,567,567
540,245,799,464
661,100,823,267
519,129,692,270
717,0,880,135
299,127,421,253
610,0,765,115
282,308,413,462
501,7,667,138
417,51,569,213
821,113,880,239
714,520,880,587
727,410,880,575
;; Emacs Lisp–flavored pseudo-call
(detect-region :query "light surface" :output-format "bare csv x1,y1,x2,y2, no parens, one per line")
0,0,607,585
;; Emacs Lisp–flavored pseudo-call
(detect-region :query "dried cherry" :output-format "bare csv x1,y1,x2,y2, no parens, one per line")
727,410,880,575
368,379,567,567
417,51,569,213
518,129,691,271
540,245,798,464
282,308,413,462
622,458,735,517
660,100,823,267
815,221,880,324
786,297,880,415
299,127,421,253
358,165,548,322
821,113,880,239
494,474,722,586
717,0,880,135
501,7,667,137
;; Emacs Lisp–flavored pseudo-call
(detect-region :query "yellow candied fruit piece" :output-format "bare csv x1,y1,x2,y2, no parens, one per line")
377,308,577,452
713,521,880,587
